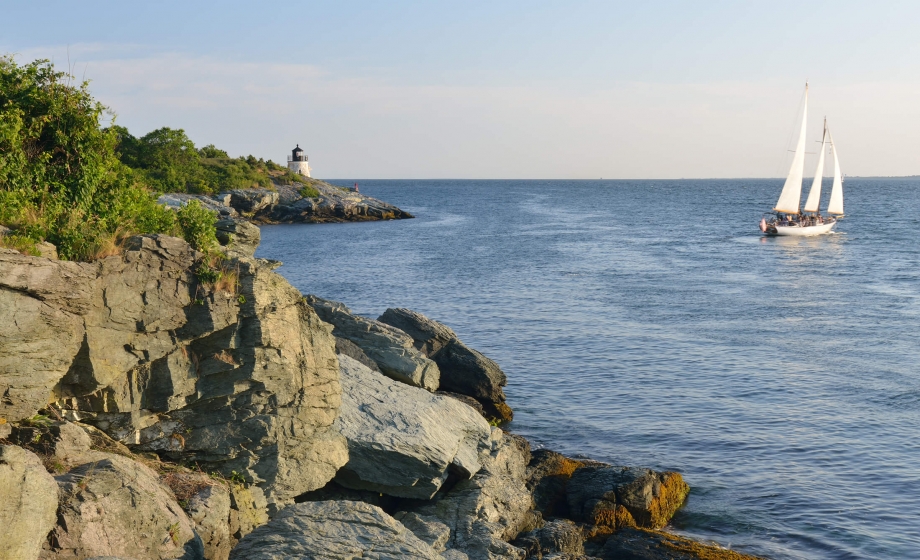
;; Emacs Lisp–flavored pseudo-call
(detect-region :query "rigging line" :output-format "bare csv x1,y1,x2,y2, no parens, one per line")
775,86,807,179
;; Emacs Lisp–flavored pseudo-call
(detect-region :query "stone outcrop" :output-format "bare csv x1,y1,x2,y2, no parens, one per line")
265,180,413,223
0,253,95,421
227,484,269,547
0,446,59,560
403,430,537,560
565,466,689,533
526,450,591,518
378,308,512,421
0,230,348,512
214,219,261,259
46,454,204,560
184,482,232,560
395,512,454,555
229,501,442,560
157,179,413,225
512,519,585,559
224,189,279,215
334,355,491,499
157,193,238,219
597,528,762,560
307,296,440,391
334,336,381,372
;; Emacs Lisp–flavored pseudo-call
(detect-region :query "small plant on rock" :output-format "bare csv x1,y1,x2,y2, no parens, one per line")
177,200,219,253
167,522,181,546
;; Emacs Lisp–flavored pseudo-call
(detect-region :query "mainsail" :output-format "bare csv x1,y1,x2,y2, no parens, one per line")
827,129,844,215
774,85,808,213
803,119,827,213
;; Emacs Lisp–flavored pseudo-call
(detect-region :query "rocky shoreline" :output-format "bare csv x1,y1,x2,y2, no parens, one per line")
157,178,414,224
0,219,761,560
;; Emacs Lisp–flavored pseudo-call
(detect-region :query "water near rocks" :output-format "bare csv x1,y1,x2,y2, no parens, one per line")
257,178,920,560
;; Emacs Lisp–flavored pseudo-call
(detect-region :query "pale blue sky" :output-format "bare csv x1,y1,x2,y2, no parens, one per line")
3,1,919,178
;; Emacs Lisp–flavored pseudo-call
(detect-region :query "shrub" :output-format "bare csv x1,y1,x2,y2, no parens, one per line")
0,55,185,261
177,200,218,253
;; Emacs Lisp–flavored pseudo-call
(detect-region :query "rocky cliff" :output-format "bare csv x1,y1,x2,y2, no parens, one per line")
157,178,413,224
0,225,761,560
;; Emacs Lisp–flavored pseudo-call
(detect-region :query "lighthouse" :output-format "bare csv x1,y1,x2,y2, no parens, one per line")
287,144,311,178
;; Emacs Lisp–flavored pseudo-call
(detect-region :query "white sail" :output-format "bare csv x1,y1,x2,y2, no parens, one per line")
827,129,844,215
803,120,827,213
774,85,808,213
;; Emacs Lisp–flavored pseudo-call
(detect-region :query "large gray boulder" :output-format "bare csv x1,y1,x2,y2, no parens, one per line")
229,501,442,560
307,297,439,391
403,430,537,560
0,234,347,512
45,454,204,560
378,308,512,420
0,446,58,560
334,355,491,499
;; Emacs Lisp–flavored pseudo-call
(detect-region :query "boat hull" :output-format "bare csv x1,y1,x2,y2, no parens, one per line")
773,221,837,236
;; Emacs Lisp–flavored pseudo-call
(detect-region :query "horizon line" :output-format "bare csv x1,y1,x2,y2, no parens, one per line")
321,176,920,181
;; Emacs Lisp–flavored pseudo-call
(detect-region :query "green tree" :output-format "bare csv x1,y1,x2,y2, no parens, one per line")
134,127,204,193
199,144,229,159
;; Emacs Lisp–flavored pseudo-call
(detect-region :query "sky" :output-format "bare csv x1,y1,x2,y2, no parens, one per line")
3,1,920,179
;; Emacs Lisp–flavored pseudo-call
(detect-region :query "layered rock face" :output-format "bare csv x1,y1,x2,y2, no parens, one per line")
400,431,538,560
307,296,440,391
334,355,491,499
0,231,347,511
378,308,513,421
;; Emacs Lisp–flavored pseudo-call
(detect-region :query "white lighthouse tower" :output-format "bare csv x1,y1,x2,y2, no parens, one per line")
287,144,311,177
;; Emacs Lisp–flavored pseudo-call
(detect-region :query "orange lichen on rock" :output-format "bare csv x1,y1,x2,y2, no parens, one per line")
603,528,765,560
646,471,691,529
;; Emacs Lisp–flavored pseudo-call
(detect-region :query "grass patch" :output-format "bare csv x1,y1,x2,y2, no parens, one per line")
0,233,40,255
299,184,321,198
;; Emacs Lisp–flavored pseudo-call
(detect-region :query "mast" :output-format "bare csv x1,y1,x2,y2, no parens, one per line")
827,128,844,215
774,83,809,214
803,118,827,213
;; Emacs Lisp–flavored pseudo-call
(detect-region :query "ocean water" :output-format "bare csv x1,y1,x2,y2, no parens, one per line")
256,179,920,560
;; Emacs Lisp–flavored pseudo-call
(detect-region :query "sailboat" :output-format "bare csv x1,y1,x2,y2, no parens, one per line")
761,84,845,236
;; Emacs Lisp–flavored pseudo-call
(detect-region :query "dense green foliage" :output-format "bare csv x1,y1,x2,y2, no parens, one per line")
114,127,277,195
0,56,296,261
0,55,178,260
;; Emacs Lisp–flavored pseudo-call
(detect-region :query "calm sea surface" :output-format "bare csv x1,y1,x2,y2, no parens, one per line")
256,179,920,560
